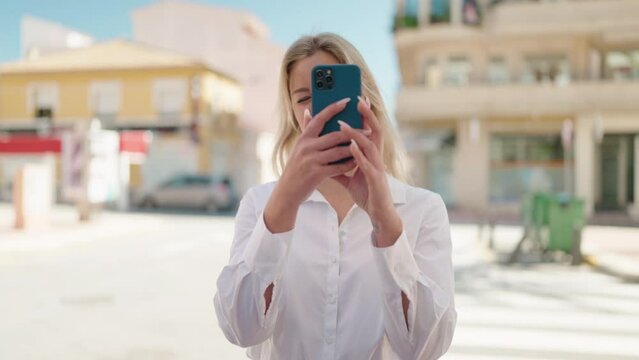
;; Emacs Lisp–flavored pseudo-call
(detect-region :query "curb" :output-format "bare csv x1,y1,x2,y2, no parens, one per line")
583,254,639,282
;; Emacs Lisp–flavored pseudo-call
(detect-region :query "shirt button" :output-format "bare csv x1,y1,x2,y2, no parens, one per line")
330,256,337,264
328,294,336,303
326,336,334,344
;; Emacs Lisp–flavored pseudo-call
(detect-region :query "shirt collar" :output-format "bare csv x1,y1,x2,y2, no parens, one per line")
303,172,407,205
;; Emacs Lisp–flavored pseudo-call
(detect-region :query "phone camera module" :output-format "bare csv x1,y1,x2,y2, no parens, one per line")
316,69,325,78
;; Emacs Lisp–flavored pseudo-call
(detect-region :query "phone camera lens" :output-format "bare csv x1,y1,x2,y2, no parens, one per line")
325,76,333,83
316,81,324,88
316,69,325,78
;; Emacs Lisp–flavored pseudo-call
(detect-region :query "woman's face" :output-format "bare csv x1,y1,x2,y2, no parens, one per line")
288,50,340,131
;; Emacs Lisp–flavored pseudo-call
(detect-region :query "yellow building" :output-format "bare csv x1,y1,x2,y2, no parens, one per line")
0,40,245,199
394,0,639,220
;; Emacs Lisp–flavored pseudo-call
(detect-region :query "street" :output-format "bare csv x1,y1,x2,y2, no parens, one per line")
1,209,638,359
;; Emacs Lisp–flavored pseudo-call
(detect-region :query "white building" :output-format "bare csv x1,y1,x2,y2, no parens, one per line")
132,1,285,187
21,15,94,60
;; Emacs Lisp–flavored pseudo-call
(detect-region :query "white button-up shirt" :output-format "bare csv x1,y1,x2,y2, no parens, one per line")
214,173,456,360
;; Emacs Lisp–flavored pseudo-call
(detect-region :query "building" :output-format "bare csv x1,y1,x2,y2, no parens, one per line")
0,39,243,203
394,0,639,220
132,0,285,184
21,15,94,60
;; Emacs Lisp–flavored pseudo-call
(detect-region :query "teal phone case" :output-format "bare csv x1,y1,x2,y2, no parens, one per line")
311,64,362,137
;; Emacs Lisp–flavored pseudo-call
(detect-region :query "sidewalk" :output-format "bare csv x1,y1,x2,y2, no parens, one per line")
582,226,639,282
2,203,639,281
449,209,639,282
0,203,163,252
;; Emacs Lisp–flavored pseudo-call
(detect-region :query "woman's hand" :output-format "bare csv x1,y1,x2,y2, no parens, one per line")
265,97,369,233
332,96,403,247
277,97,360,206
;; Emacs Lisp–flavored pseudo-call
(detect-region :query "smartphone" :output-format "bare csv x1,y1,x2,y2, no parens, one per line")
311,64,362,162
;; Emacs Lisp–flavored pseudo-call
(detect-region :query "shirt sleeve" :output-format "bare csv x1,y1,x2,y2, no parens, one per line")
214,186,294,348
371,193,457,360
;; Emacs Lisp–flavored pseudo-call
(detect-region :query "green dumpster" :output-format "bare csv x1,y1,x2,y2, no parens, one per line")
547,196,585,253
531,193,552,229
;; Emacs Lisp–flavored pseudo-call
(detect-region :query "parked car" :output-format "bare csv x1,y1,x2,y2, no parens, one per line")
137,174,238,212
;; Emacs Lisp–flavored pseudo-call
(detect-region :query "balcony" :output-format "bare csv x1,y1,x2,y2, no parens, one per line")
396,80,639,122
394,0,639,47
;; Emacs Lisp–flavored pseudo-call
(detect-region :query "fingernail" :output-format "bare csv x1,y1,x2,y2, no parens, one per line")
337,120,352,129
362,128,372,135
350,138,359,150
337,97,351,106
357,95,366,105
365,96,371,108
303,108,311,120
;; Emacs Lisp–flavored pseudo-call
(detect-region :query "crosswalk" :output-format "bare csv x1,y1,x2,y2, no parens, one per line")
444,258,639,359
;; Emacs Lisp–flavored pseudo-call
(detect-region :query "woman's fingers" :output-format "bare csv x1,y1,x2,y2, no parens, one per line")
338,120,383,168
349,138,375,176
310,128,371,151
303,97,351,138
357,96,382,149
322,158,357,177
317,144,353,165
302,108,312,129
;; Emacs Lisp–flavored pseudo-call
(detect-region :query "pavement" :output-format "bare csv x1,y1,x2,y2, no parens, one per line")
1,203,639,359
448,210,639,282
2,203,639,280
581,226,639,282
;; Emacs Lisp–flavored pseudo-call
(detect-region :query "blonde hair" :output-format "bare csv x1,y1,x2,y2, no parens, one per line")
272,32,412,184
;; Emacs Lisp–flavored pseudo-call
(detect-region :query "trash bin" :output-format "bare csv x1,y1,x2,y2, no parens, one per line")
547,195,585,258
531,192,552,229
510,192,585,264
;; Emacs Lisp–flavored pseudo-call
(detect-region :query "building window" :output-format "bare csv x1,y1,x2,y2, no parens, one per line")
463,0,481,25
521,55,571,85
420,57,442,88
27,82,58,119
89,81,121,121
431,0,451,23
153,78,187,119
605,50,639,81
405,0,419,17
394,0,420,30
444,56,472,86
487,56,510,85
490,134,565,203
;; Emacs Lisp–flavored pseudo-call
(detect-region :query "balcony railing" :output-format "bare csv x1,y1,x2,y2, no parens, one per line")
393,15,419,32
396,79,639,121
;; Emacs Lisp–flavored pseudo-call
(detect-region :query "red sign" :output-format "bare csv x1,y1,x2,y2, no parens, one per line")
119,131,150,154
0,136,62,154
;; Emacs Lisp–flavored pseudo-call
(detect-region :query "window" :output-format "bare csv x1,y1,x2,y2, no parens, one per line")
27,83,58,119
444,56,472,86
405,0,419,17
153,78,187,118
521,55,570,85
487,56,510,84
605,50,639,81
394,0,420,30
430,0,451,23
462,0,481,25
90,81,121,120
420,58,442,88
490,135,566,203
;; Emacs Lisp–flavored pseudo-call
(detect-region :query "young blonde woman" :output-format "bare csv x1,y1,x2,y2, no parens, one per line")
214,33,456,360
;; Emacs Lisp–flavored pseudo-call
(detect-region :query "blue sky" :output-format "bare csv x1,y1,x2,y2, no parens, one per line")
0,0,401,114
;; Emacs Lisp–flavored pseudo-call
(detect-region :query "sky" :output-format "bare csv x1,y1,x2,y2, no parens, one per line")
0,0,401,115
